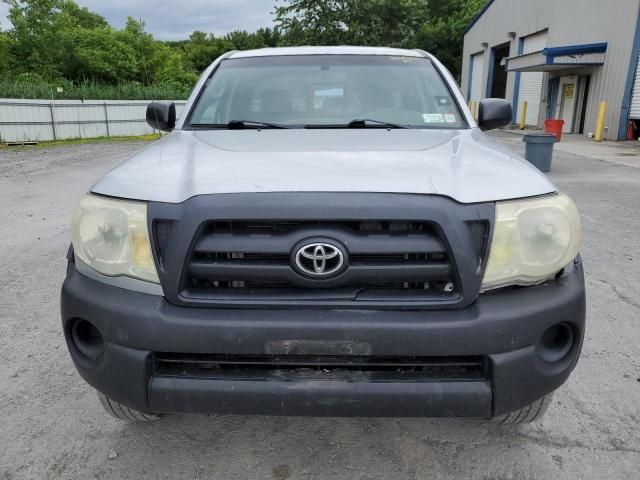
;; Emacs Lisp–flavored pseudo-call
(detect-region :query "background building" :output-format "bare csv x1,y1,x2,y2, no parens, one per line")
461,0,640,141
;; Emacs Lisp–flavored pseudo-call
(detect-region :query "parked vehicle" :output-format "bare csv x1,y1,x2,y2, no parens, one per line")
61,47,584,423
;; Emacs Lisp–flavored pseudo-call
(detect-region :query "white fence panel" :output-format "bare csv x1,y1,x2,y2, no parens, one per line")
0,99,187,142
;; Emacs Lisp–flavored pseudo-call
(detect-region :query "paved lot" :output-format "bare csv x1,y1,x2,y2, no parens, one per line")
1,134,639,479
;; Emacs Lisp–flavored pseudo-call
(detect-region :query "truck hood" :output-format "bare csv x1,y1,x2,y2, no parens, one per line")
91,129,556,204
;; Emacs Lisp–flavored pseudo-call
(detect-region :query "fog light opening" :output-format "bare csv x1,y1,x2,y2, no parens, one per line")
70,319,105,361
537,322,575,363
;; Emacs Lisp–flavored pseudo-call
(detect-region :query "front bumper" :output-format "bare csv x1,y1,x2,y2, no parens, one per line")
61,259,586,417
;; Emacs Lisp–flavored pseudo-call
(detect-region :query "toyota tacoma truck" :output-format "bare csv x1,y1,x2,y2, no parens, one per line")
61,47,585,424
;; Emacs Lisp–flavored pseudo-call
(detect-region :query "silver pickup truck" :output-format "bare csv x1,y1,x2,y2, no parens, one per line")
61,46,584,424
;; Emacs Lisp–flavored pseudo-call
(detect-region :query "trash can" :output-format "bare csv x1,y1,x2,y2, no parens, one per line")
522,134,556,173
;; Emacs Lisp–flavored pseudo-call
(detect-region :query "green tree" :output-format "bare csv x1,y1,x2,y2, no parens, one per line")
224,30,266,50
274,0,485,77
3,2,198,87
119,17,197,88
274,0,352,45
63,26,138,83
254,27,281,48
177,31,233,73
416,0,486,79
172,28,282,74
0,0,487,98
274,0,428,47
0,31,12,76
65,2,108,29
360,0,429,47
5,0,78,78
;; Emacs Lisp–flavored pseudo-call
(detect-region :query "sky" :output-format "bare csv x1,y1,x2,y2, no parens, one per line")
0,0,277,40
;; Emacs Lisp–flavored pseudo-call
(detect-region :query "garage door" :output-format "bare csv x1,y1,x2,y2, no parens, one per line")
629,51,640,119
516,31,548,127
469,52,484,102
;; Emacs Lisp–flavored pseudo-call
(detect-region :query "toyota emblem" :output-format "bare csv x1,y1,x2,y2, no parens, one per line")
294,242,345,277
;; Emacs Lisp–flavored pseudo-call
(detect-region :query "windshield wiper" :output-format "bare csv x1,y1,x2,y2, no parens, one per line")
228,120,292,129
346,119,409,129
191,120,292,130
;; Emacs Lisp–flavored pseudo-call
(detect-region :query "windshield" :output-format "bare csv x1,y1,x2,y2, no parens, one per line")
187,55,466,129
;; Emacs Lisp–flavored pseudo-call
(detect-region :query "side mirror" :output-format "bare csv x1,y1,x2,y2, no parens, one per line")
146,102,176,131
477,98,512,131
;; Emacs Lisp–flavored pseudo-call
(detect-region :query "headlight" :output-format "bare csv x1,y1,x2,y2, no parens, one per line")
481,193,581,291
71,195,159,283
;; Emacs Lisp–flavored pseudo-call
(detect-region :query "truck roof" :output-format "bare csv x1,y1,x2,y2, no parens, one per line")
228,46,425,59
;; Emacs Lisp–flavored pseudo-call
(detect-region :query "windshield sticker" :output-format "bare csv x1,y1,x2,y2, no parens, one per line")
423,113,444,123
444,113,457,123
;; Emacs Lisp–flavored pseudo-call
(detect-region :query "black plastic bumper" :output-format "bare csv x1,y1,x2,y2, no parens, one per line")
61,260,586,417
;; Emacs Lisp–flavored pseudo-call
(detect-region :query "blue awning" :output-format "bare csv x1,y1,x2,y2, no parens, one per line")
543,43,608,56
507,43,608,72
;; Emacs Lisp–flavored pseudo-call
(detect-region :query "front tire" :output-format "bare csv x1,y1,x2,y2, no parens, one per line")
98,393,160,422
493,394,554,424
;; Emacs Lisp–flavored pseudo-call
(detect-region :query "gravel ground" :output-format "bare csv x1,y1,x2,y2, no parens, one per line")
0,134,639,479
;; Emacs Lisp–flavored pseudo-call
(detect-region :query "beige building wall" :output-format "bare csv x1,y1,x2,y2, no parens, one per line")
461,0,640,140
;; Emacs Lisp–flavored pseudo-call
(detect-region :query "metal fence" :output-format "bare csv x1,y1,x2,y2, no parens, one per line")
0,99,187,143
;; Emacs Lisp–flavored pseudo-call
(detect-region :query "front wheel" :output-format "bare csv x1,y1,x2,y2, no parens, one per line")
492,394,554,424
97,393,161,422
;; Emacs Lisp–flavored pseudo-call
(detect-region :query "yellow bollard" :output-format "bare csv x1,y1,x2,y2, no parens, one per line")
469,101,477,121
519,101,528,130
594,101,607,142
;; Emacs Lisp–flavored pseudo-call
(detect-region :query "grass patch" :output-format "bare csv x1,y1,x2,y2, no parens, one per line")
1,134,161,149
0,81,190,100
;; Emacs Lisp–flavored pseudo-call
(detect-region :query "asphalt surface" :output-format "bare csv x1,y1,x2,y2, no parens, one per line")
0,133,639,479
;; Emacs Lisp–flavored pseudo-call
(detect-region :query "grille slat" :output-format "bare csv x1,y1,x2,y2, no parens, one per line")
194,231,446,255
189,261,293,282
188,260,452,283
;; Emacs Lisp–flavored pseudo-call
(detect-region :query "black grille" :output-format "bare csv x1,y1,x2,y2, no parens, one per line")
181,220,459,303
148,193,494,309
154,353,487,381
153,220,174,265
467,221,490,270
